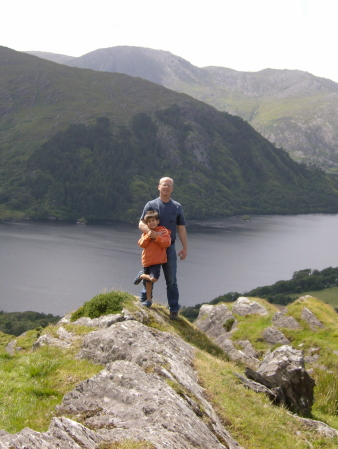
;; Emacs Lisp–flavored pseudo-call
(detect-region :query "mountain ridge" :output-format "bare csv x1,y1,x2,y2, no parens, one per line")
30,45,338,170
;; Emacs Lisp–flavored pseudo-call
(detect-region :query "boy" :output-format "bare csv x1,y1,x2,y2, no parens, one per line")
133,210,171,308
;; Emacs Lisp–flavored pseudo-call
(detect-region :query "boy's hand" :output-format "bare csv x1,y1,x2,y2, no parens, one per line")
147,230,158,239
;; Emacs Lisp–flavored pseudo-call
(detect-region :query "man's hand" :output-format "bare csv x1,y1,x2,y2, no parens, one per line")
178,248,187,260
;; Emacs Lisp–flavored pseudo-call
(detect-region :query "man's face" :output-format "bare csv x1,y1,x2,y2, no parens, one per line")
147,217,160,229
158,179,173,196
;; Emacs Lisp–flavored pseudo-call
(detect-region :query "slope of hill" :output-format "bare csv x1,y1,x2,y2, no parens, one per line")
1,45,338,222
56,45,338,171
1,294,338,448
25,50,75,65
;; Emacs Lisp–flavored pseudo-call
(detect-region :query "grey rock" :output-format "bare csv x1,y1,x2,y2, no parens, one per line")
214,336,260,370
33,334,73,350
195,303,236,338
301,307,324,330
272,310,301,329
72,313,125,328
237,340,259,358
232,297,268,316
262,326,290,345
0,417,104,449
291,415,338,438
235,372,284,404
5,340,17,356
58,360,240,449
256,345,315,416
195,303,259,369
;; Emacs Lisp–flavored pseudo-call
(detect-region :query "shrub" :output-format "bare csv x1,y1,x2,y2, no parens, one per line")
70,290,135,321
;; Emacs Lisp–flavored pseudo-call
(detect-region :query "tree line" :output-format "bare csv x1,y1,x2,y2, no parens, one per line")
181,266,338,321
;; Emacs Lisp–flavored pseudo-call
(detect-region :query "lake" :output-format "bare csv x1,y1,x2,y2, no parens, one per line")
0,214,337,316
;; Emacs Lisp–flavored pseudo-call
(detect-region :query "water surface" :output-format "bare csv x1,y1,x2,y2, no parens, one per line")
0,214,337,315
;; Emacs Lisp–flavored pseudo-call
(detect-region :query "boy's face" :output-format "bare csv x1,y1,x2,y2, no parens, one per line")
147,217,160,229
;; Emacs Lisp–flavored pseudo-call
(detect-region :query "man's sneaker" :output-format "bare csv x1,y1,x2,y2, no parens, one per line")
133,271,143,285
169,311,179,320
141,300,152,308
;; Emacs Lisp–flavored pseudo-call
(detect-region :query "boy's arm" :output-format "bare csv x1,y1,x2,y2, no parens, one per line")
138,233,151,248
154,228,171,248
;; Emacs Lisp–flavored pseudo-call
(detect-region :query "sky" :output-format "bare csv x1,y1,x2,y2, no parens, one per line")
2,0,338,82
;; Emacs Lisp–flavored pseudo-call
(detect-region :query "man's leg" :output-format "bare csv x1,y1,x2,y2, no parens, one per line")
162,244,180,312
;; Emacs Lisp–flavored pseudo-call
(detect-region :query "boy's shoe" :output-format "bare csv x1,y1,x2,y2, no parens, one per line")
141,300,152,308
133,271,143,285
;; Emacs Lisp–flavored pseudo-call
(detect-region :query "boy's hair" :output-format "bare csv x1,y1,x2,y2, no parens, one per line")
144,210,159,223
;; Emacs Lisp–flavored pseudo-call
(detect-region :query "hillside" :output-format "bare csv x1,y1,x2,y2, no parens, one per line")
45,45,338,171
1,293,338,448
1,45,338,221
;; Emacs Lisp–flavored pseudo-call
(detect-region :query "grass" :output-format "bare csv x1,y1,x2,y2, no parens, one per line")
194,350,338,449
0,344,102,433
290,287,338,309
70,290,138,321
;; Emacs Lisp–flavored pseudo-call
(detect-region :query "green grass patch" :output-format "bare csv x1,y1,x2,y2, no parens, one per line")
290,287,338,309
71,290,137,321
0,345,102,433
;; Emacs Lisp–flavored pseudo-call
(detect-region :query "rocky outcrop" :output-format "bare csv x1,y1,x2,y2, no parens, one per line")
244,345,315,416
194,303,236,338
232,297,268,316
301,307,324,330
262,326,290,345
272,310,301,329
0,310,243,449
194,302,260,369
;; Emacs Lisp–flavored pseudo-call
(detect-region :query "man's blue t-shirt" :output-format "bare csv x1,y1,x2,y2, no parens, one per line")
140,198,186,244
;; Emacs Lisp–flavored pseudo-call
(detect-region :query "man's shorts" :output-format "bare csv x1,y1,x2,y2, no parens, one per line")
143,264,161,280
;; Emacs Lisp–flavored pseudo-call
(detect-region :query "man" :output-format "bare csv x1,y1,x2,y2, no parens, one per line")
139,177,188,320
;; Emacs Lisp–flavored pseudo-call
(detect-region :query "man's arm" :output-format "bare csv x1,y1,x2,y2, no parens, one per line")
177,225,188,260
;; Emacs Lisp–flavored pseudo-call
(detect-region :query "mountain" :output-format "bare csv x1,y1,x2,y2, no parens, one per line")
1,45,338,222
49,45,338,172
25,50,75,65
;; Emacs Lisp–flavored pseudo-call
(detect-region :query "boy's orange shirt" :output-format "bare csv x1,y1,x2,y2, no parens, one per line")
138,226,171,267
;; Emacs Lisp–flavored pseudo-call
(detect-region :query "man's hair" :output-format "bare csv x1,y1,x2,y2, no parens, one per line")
144,210,159,223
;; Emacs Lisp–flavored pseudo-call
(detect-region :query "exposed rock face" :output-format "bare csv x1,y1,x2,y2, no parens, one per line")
254,345,315,416
194,303,236,338
232,297,268,316
272,310,301,329
301,307,324,330
262,326,290,345
214,337,260,370
194,303,260,369
0,315,243,449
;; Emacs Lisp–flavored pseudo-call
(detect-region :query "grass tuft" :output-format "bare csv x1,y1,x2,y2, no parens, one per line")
70,290,136,321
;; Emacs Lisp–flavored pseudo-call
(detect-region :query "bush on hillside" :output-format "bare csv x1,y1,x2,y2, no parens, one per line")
70,290,135,321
